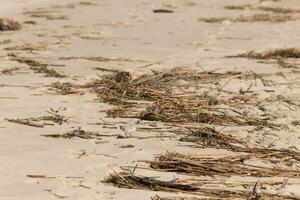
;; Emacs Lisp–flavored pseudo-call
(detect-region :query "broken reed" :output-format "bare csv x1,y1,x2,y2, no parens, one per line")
146,152,300,178
49,68,244,100
48,68,279,129
104,172,298,200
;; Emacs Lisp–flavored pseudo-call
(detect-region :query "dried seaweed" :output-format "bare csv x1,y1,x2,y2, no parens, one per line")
5,110,69,128
199,14,299,23
230,48,300,59
104,172,298,199
147,152,300,178
0,18,22,31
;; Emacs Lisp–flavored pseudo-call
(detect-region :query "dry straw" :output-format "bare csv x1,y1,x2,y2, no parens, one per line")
0,18,22,31
104,171,298,200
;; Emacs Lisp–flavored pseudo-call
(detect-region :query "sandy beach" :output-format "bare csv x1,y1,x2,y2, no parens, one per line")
1,0,300,199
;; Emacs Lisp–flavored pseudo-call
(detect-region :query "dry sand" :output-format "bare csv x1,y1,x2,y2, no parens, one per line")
0,0,300,199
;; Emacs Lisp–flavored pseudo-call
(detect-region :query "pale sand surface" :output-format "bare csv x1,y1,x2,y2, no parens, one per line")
0,0,300,199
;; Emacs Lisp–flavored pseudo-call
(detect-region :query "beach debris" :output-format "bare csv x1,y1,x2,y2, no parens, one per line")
48,82,84,95
45,189,68,199
225,4,300,14
0,39,12,45
153,9,174,13
0,67,21,75
59,56,133,62
229,48,300,59
119,144,135,148
276,59,298,69
23,20,37,25
146,152,300,178
8,54,66,77
0,18,22,31
5,109,70,128
27,175,56,179
140,99,276,127
199,14,299,23
179,127,300,165
104,172,298,199
23,10,68,20
42,128,104,140
291,120,300,126
5,42,48,51
79,1,98,6
152,194,297,200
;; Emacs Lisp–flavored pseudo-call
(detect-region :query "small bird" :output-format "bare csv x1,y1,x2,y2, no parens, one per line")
119,119,140,138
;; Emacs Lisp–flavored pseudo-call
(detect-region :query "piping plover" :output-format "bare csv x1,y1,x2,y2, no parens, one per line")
119,119,140,137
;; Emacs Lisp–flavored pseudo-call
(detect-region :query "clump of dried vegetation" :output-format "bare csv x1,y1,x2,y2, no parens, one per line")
230,48,300,59
199,14,299,23
50,68,241,100
46,67,299,198
104,171,298,200
0,18,22,31
179,127,300,165
139,99,276,127
146,152,300,178
5,109,70,128
49,68,279,128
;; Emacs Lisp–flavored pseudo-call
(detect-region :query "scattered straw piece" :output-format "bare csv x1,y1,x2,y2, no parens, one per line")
5,42,48,51
199,14,299,23
225,4,300,14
